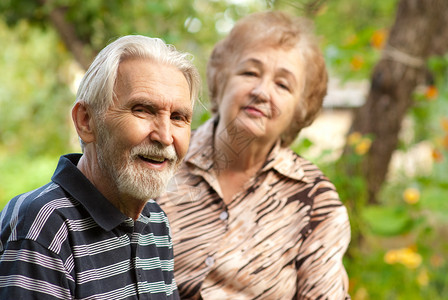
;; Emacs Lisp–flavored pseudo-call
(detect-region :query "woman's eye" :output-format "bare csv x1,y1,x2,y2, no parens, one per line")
242,71,258,77
277,82,290,91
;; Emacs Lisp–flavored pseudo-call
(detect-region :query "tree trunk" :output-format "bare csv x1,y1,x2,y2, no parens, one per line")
47,6,94,70
347,0,448,204
37,0,94,70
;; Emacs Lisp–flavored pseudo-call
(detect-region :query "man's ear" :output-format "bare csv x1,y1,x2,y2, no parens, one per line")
72,101,96,144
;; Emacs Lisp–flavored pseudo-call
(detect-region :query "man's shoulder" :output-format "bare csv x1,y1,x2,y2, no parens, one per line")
0,182,79,245
145,199,169,223
7,181,72,213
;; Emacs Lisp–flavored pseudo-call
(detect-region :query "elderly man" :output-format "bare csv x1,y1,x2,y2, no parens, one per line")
0,35,200,299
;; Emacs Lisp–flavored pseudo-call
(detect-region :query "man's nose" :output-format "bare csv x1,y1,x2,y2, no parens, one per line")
149,116,174,146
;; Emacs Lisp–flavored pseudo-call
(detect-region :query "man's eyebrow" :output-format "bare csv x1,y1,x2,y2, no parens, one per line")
128,99,157,111
176,106,193,120
128,98,164,109
129,98,193,118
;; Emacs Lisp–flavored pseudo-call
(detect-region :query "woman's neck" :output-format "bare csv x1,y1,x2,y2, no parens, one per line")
213,119,275,174
212,117,278,204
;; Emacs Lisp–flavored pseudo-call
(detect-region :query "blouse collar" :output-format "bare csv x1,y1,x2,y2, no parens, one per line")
185,116,311,183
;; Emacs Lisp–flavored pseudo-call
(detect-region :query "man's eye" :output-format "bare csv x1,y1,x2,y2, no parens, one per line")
132,106,153,115
171,114,186,122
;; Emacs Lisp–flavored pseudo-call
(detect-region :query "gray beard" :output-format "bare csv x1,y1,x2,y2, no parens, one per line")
113,155,176,201
95,123,178,201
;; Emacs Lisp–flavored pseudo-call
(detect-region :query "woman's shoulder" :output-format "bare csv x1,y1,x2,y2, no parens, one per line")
273,146,329,183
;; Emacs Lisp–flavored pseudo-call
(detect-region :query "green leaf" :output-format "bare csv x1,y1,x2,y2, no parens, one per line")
420,185,448,219
362,206,414,236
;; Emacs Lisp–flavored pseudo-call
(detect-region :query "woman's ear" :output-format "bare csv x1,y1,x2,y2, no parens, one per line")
72,101,95,144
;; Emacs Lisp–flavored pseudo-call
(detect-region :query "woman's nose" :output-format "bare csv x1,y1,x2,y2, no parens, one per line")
250,83,271,102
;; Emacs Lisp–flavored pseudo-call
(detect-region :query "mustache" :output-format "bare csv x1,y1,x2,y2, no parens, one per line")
130,143,177,161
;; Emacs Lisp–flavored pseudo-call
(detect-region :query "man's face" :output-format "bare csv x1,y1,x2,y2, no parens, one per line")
95,58,192,201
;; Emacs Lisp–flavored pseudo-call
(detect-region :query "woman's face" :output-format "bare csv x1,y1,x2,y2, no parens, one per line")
216,46,305,146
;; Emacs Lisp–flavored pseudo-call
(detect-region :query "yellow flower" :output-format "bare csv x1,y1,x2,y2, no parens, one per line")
350,55,364,71
355,138,372,155
354,287,369,300
384,249,399,264
371,29,387,49
384,247,422,269
348,132,362,146
417,269,429,286
432,148,444,163
403,187,420,204
425,85,438,100
348,132,372,155
400,248,422,269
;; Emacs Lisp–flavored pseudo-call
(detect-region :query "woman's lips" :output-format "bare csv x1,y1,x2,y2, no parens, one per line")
244,105,267,117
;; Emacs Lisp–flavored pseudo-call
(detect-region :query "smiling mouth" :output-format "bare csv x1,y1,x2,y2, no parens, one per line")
244,106,268,117
138,155,167,164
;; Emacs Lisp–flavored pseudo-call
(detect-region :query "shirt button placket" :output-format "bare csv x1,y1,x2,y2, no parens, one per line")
205,256,215,267
219,211,228,221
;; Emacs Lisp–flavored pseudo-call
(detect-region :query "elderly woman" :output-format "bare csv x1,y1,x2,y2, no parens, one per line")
158,11,351,299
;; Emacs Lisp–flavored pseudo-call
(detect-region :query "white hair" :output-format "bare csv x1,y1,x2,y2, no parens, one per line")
75,35,200,150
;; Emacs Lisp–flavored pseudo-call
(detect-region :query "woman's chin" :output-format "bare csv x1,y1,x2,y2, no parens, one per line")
234,117,268,139
218,114,271,145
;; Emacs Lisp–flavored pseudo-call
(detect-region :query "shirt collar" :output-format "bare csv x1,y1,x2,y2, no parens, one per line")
185,117,310,183
51,154,129,231
261,141,310,183
185,117,217,171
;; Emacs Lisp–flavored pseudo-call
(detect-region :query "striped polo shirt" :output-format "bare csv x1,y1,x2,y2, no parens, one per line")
0,154,179,299
158,118,351,299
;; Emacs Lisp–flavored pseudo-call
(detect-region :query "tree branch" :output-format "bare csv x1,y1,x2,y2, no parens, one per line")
47,6,93,70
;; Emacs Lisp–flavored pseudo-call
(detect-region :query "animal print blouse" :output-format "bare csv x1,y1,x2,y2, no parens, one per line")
158,118,351,299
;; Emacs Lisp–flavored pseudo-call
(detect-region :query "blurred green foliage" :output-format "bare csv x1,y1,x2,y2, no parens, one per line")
0,20,74,156
0,19,76,201
296,14,448,297
1,0,448,299
297,1,448,298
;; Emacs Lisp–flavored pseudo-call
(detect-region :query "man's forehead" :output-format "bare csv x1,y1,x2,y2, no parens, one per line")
112,59,192,109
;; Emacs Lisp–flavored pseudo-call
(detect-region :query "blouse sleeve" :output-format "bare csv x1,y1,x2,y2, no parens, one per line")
295,180,351,300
